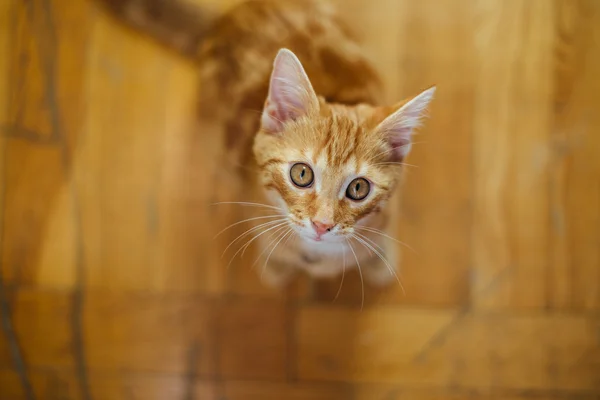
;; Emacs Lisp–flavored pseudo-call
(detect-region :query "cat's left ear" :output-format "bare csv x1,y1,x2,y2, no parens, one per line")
375,86,436,161
261,48,320,134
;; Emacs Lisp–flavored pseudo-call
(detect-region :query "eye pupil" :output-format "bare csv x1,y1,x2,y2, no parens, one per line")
346,178,370,201
290,163,314,188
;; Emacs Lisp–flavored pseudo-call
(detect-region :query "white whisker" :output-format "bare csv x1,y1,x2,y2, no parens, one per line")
261,229,293,278
221,218,287,258
226,221,289,269
251,226,290,270
355,226,416,253
241,222,288,258
282,228,296,247
352,233,405,295
345,239,364,311
353,231,386,255
214,214,285,239
334,244,346,302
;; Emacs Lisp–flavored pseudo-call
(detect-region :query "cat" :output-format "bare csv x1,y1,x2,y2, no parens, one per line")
96,0,436,289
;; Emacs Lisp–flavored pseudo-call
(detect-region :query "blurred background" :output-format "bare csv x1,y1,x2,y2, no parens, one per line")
1,0,599,399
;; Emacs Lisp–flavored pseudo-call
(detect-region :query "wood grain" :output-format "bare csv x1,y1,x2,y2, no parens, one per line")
548,0,600,310
297,305,599,390
471,0,600,310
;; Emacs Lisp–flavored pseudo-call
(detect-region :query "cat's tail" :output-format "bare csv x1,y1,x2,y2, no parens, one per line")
94,0,218,58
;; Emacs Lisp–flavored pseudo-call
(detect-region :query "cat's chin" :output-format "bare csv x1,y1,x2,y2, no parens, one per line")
300,235,345,249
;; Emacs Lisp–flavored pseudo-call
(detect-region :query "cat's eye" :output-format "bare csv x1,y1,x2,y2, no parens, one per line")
346,178,370,201
290,163,314,188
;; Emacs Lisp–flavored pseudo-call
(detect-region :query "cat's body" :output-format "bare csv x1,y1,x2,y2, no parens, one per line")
97,0,435,287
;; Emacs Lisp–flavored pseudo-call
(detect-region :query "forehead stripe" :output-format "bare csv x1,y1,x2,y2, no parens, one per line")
258,157,285,168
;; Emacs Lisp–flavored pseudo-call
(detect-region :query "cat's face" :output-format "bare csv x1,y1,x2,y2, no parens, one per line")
254,107,402,244
254,49,435,244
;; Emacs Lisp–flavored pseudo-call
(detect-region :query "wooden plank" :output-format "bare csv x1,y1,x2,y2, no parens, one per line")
0,330,10,367
222,381,350,400
383,0,474,306
90,373,217,400
297,306,456,383
81,4,235,294
1,140,76,288
0,0,8,302
79,11,176,291
3,370,598,400
0,0,10,126
354,385,600,400
548,0,600,310
152,59,226,294
329,0,403,104
471,0,555,309
47,0,94,148
4,0,53,141
0,0,94,289
0,368,218,400
84,291,215,375
26,369,80,400
8,289,74,368
296,305,599,390
216,297,289,379
0,369,29,400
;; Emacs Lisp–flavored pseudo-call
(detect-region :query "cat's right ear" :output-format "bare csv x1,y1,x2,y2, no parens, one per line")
374,86,436,161
261,48,320,134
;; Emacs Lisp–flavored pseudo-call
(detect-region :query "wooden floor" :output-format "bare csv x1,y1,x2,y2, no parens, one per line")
1,0,600,399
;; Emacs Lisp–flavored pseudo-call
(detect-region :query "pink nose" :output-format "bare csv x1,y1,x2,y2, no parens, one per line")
312,220,334,236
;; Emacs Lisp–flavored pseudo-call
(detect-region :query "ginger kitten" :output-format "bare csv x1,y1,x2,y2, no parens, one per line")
96,0,436,288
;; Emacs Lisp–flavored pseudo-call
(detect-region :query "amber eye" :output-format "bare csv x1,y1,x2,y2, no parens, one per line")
346,178,370,201
290,163,314,188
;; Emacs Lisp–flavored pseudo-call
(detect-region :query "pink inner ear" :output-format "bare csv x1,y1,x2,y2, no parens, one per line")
261,49,319,134
377,87,436,160
389,135,411,161
262,99,284,133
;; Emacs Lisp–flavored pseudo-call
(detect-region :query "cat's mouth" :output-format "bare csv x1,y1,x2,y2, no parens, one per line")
302,230,344,244
292,226,334,243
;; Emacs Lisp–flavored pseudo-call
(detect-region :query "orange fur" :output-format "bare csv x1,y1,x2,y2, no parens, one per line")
95,0,436,288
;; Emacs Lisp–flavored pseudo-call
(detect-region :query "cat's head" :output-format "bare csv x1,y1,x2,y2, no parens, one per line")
253,49,435,244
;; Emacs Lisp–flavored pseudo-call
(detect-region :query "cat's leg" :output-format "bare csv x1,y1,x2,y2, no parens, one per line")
260,257,298,288
362,241,400,288
303,260,345,279
263,254,345,286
